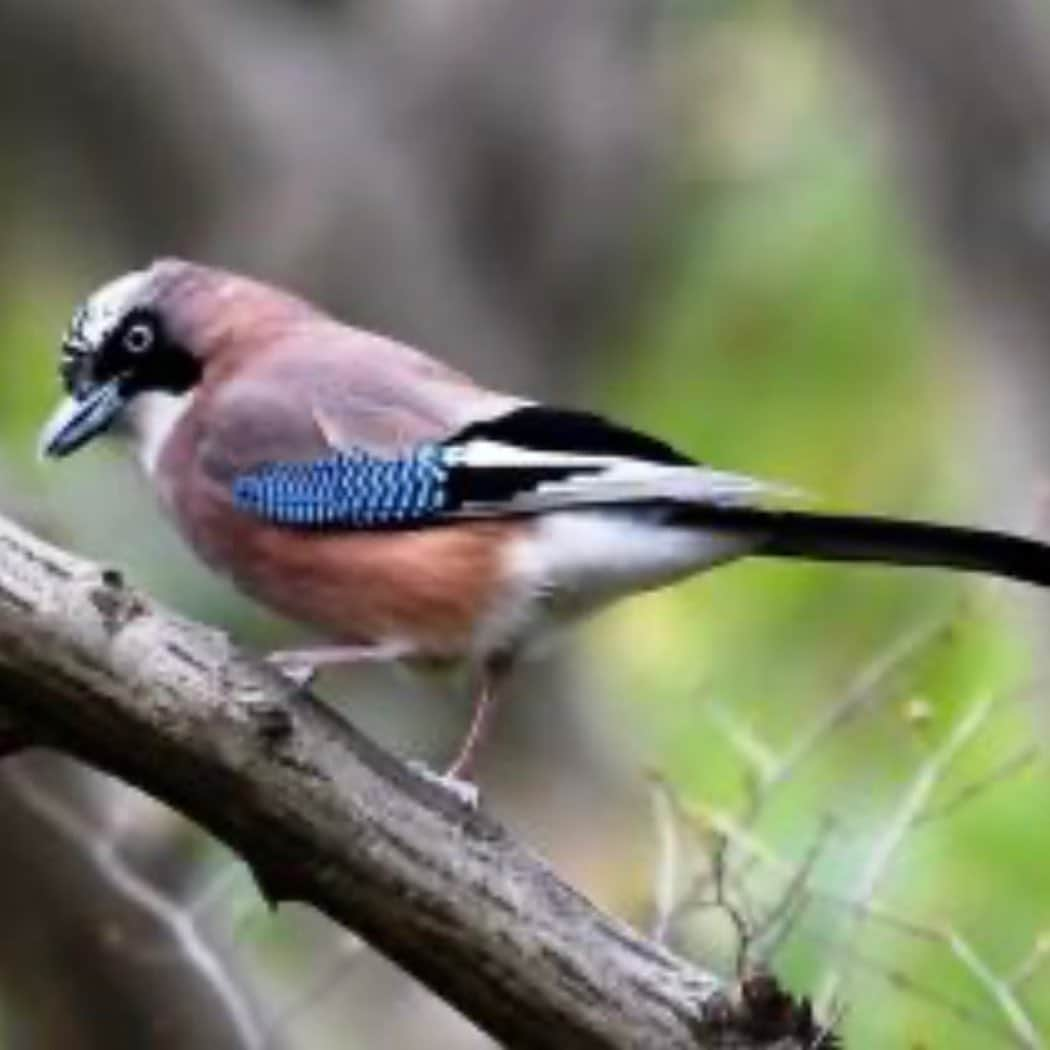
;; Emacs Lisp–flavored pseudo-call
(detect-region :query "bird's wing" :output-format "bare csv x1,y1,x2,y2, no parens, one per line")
435,405,785,515
226,381,788,529
194,328,523,485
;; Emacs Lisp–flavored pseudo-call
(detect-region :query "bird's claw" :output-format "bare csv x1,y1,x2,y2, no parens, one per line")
265,652,317,690
407,760,481,809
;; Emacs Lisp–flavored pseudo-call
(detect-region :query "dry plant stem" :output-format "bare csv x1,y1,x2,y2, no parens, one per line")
816,693,994,1012
648,775,686,945
1011,934,1050,993
0,512,808,1050
912,744,1041,827
701,797,1043,1046
752,618,948,812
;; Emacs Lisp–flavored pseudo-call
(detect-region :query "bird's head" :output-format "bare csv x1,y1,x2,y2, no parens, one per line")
39,259,317,462
39,262,207,459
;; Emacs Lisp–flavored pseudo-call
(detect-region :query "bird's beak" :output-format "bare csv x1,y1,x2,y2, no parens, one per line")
39,379,127,459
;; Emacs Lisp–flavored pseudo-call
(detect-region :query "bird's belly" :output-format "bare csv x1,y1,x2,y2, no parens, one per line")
474,510,758,657
171,482,523,660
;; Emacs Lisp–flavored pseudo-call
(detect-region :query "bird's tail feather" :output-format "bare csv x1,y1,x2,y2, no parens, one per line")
669,505,1050,588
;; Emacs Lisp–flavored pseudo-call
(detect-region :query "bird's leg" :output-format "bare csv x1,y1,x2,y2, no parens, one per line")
444,663,507,782
407,663,510,809
266,641,409,689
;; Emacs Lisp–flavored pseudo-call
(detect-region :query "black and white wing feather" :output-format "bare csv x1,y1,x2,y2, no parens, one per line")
441,406,784,515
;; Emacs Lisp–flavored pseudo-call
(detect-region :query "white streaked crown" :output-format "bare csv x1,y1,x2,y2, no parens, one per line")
65,269,149,352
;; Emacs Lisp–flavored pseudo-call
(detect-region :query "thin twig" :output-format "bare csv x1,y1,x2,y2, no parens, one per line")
752,815,836,966
912,745,1041,827
648,776,682,944
803,928,1024,1047
705,699,778,782
947,929,1044,1049
1009,931,1050,991
760,617,951,806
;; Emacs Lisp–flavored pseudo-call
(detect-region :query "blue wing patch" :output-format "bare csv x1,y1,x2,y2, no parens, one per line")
232,444,451,528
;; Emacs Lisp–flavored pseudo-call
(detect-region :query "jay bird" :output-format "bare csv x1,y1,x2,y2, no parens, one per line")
39,259,1050,785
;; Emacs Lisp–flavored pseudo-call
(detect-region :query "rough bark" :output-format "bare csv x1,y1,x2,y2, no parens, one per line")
0,512,826,1050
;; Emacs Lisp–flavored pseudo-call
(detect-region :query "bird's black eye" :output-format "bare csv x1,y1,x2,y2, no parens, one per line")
123,321,155,355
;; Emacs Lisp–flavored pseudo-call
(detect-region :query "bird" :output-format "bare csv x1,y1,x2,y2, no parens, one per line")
39,259,1050,789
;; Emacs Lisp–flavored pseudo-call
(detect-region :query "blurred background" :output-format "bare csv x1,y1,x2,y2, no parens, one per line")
1,0,1049,1047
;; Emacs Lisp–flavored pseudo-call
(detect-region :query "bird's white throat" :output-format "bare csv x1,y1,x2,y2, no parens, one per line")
127,390,195,476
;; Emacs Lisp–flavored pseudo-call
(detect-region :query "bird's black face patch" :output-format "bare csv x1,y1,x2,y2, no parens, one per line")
60,307,202,401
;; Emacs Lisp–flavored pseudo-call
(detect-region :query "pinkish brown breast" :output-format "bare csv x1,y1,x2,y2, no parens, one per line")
159,407,520,659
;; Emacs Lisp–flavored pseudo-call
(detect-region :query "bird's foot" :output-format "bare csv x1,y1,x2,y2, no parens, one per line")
266,641,411,690
265,651,318,690
407,760,481,809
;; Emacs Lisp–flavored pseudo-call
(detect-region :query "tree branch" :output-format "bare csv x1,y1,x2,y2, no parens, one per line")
0,512,828,1050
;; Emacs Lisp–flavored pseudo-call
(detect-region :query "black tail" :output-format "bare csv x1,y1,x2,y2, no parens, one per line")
672,505,1050,588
